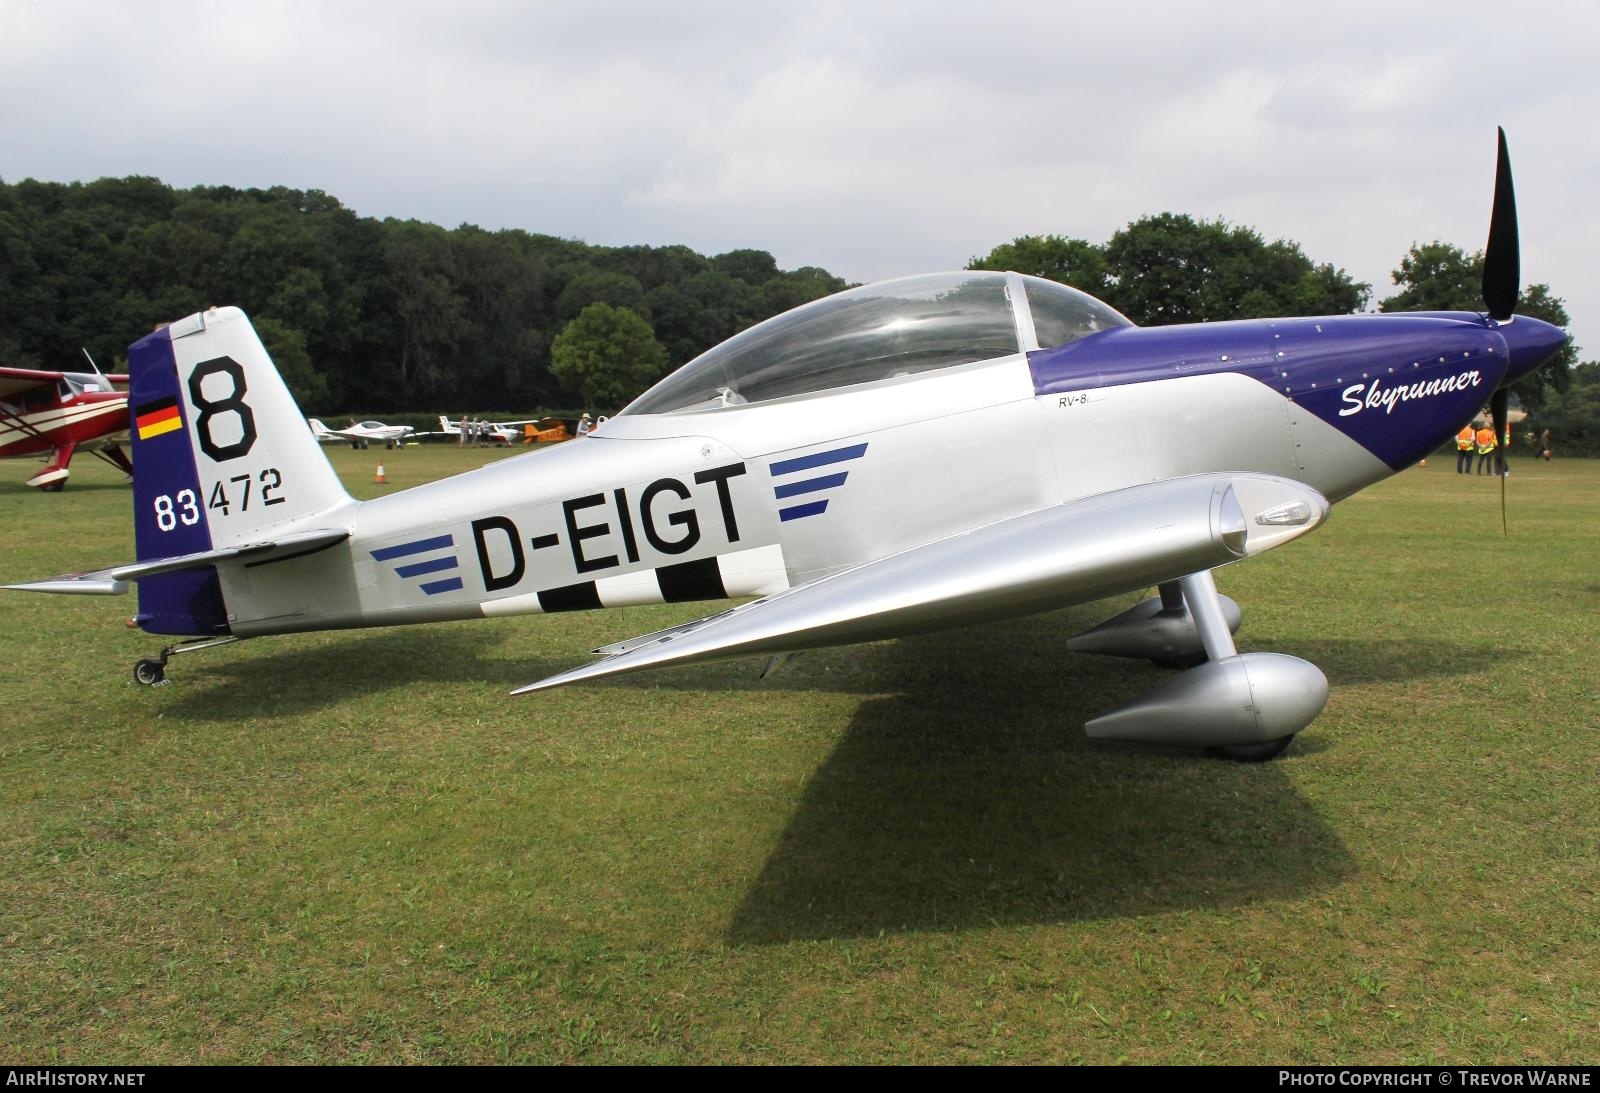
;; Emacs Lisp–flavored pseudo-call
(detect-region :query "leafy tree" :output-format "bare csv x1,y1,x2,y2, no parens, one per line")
554,266,649,323
253,316,328,408
1531,361,1600,456
644,283,715,367
450,226,553,407
647,270,768,368
967,235,1110,298
0,182,43,365
1381,240,1575,410
376,219,467,403
549,302,668,410
1379,241,1481,311
599,243,708,292
712,248,779,286
1102,214,1368,325
967,220,1367,327
760,266,847,320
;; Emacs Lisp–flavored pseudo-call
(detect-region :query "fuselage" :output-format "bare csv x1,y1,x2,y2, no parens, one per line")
0,382,128,459
205,306,1560,640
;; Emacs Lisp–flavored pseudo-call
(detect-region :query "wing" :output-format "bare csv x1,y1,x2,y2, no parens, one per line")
513,472,1328,694
0,366,65,401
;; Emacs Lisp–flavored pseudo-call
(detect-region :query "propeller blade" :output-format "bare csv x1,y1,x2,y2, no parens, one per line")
1491,387,1510,537
1483,127,1521,321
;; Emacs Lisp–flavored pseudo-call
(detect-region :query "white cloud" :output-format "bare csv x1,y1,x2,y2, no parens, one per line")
2,0,1597,352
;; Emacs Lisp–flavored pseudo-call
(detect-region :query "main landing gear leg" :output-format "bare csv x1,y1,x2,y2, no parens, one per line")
1178,570,1237,662
132,636,242,686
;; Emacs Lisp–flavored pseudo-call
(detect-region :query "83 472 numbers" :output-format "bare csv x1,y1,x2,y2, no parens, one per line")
152,468,284,530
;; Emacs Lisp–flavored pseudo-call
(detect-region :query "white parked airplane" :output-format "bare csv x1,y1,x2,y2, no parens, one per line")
7,132,1564,760
436,416,551,446
308,418,415,449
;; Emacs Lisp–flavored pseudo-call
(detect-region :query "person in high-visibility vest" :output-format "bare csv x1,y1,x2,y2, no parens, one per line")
1475,423,1498,476
1456,424,1476,474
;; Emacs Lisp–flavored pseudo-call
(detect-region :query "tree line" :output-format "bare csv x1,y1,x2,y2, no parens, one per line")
0,176,846,414
0,176,1582,434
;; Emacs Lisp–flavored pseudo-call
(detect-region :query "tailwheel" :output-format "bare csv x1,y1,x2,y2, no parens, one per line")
1206,736,1295,762
40,480,66,493
130,635,241,687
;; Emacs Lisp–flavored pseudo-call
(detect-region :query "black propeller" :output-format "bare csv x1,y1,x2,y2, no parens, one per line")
1483,127,1520,322
1482,127,1520,535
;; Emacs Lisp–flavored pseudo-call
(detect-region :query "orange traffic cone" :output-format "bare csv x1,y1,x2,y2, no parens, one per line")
374,463,388,484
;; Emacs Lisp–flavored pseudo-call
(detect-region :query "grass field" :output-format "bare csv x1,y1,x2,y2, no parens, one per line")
1,445,1597,1064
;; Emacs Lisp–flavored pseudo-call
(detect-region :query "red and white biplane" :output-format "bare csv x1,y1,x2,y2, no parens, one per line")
0,365,133,491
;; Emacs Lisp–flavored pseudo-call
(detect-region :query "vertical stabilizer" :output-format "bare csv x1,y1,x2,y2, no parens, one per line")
127,308,353,634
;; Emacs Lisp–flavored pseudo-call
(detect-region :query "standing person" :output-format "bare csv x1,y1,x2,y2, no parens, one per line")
1456,424,1476,474
1540,427,1552,461
458,414,469,448
1475,421,1497,476
577,413,592,438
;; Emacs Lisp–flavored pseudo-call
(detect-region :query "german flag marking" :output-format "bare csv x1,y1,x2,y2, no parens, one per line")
135,397,182,440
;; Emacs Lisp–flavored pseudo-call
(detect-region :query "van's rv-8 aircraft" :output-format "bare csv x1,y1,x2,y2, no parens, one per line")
7,132,1566,760
0,364,132,490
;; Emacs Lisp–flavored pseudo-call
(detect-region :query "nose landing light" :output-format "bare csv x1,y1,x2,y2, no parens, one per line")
1257,500,1314,527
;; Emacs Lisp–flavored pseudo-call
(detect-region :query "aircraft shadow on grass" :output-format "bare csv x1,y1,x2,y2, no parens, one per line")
723,617,1362,943
159,608,1518,936
717,621,1515,942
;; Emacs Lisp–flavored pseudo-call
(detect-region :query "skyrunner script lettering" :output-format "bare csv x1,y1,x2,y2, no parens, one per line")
1339,370,1482,417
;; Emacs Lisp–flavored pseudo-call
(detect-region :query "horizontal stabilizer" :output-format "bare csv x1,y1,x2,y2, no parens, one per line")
3,569,128,596
110,528,349,581
7,529,349,595
515,472,1328,694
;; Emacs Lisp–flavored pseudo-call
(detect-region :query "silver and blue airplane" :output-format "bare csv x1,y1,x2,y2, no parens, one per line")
8,132,1566,760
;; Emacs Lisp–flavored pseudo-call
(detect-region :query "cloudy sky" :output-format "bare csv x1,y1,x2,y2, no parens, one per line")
4,0,1597,355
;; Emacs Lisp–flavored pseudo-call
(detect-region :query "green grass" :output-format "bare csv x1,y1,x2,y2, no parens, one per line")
1,446,1597,1063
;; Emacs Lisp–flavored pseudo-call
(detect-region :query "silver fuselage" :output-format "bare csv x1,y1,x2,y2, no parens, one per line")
220,351,1384,637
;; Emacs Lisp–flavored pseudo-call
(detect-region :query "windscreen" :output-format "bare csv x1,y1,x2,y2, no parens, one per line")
1021,275,1132,348
623,272,1021,415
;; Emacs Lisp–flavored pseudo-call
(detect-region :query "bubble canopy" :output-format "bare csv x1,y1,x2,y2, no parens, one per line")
620,272,1130,416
